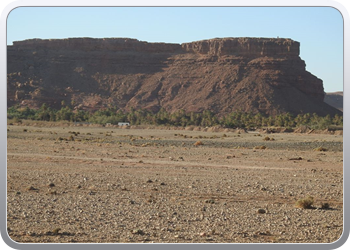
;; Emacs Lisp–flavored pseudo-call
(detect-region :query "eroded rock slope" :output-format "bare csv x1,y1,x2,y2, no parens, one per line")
7,37,341,116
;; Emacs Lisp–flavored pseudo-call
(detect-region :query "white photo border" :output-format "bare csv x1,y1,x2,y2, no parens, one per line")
1,1,348,249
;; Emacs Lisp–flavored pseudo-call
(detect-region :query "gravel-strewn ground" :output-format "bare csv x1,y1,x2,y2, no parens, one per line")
7,124,343,243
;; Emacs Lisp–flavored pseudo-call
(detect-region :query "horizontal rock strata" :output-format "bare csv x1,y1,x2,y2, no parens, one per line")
7,37,341,116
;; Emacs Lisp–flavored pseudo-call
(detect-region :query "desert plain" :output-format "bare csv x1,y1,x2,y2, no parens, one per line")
6,122,343,243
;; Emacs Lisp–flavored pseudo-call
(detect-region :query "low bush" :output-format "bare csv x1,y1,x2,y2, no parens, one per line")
194,141,204,146
296,196,314,209
314,147,327,152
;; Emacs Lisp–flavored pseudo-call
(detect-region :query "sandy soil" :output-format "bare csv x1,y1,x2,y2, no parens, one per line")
6,124,343,243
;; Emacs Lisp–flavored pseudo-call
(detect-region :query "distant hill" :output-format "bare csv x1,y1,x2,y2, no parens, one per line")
7,37,342,116
324,92,343,111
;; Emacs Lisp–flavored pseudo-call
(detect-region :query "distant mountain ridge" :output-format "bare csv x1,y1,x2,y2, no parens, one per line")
7,37,342,116
324,92,343,112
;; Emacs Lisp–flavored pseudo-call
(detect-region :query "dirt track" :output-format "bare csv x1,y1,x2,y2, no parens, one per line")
7,124,343,243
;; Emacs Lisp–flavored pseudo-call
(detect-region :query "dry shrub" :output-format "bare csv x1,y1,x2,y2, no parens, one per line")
68,135,74,141
321,202,330,209
296,196,314,209
52,228,61,235
194,141,204,146
314,147,327,152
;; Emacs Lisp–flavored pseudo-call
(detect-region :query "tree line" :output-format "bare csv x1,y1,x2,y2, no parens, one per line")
7,104,343,130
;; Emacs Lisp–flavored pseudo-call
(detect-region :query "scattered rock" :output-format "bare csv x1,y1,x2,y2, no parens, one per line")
132,229,145,235
257,209,266,214
288,157,302,160
26,186,37,191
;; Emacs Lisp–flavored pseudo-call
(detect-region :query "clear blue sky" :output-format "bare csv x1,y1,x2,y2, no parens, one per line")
7,7,343,92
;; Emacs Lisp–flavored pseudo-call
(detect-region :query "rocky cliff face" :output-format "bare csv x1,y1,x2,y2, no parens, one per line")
12,38,182,53
182,37,300,57
7,37,341,116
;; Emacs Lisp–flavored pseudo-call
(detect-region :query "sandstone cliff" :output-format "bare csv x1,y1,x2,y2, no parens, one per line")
7,37,341,116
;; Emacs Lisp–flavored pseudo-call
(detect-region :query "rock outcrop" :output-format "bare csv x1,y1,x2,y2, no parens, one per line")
12,38,182,53
182,37,300,57
7,37,341,116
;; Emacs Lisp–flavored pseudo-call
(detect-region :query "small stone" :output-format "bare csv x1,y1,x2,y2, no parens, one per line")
257,208,266,214
27,232,36,236
132,229,144,235
205,199,215,204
